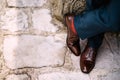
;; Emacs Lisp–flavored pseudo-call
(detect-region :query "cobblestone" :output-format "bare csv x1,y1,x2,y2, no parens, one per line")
3,35,67,69
32,9,58,33
7,0,47,7
6,74,30,80
38,72,90,80
1,8,28,32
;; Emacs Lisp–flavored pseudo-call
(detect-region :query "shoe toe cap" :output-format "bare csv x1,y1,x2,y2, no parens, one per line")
81,60,95,73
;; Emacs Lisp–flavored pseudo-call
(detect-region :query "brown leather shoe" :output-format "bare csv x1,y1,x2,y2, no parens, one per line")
80,45,97,73
65,14,81,56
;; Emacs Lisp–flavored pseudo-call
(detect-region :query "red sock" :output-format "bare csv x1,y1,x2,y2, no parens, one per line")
71,18,77,35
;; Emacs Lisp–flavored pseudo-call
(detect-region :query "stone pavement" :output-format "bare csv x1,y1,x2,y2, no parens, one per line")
0,0,120,80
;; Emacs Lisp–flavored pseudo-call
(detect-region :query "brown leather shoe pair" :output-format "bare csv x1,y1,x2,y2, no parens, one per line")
64,14,98,73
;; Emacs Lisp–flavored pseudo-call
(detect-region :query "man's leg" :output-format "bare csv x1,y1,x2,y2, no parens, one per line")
64,0,107,56
77,0,120,73
74,0,120,40
80,33,104,73
88,33,104,49
64,0,94,56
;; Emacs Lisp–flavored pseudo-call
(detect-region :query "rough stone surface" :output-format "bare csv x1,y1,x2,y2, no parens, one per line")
0,0,120,80
0,0,5,12
1,8,28,32
7,0,47,7
3,35,67,69
32,9,58,33
0,35,3,69
90,69,120,80
6,74,30,80
100,70,120,80
70,54,80,69
38,72,90,80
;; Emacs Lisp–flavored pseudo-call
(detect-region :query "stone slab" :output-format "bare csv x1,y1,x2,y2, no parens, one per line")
32,9,58,33
0,0,5,11
38,72,90,80
3,35,67,69
7,0,47,7
6,74,30,80
1,8,28,32
100,70,120,80
90,70,120,80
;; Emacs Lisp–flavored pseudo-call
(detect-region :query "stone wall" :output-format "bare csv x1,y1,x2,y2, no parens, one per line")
0,0,120,80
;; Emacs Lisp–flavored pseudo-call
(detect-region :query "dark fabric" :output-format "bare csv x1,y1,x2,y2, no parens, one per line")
92,0,110,9
74,0,120,40
85,0,105,48
88,33,104,49
86,0,107,10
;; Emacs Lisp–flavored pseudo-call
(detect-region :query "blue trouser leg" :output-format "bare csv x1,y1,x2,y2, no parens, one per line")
86,0,105,48
74,0,120,48
88,33,104,49
74,0,120,40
